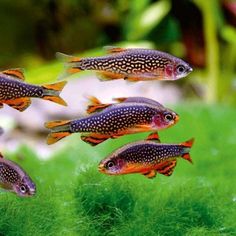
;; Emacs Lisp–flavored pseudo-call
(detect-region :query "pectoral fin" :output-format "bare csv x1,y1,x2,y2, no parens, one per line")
81,133,110,146
4,98,31,112
142,170,157,179
156,160,177,176
86,96,111,114
0,68,25,81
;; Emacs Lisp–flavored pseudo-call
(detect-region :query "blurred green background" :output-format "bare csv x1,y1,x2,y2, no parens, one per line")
0,0,236,235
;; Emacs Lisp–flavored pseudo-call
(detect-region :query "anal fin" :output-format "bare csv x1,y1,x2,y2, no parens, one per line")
142,170,157,179
81,133,110,146
97,71,124,81
156,160,177,176
4,98,31,112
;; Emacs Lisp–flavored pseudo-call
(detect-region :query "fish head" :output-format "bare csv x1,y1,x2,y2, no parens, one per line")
152,108,179,130
164,58,193,80
98,154,126,175
13,175,36,197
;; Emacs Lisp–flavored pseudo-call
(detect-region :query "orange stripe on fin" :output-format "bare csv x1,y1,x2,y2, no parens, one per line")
146,132,160,142
44,120,71,129
181,138,194,148
104,46,127,54
56,52,81,63
81,133,109,146
46,132,70,145
4,98,31,112
156,160,177,176
142,170,157,179
1,68,25,81
182,153,193,164
97,71,124,81
42,81,67,91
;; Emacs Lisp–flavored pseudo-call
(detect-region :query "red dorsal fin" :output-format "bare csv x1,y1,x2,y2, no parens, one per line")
86,96,111,114
1,68,25,81
146,132,160,143
104,46,127,54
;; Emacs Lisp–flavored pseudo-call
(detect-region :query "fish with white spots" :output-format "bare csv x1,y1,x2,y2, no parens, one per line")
0,152,36,197
45,96,179,146
98,133,194,179
57,46,193,81
0,68,67,111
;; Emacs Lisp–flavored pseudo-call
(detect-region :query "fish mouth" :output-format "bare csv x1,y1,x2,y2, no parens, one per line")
98,164,105,173
174,114,179,123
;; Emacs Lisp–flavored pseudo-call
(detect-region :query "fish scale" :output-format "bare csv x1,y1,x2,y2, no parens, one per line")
0,163,20,183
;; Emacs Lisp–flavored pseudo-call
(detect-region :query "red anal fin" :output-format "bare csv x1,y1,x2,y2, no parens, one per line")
146,132,160,142
81,133,109,146
97,71,124,81
86,96,111,114
1,68,25,81
142,169,157,179
104,46,127,54
4,98,31,112
156,160,177,176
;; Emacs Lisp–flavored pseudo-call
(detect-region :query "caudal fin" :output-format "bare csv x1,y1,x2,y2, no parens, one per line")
45,120,71,145
42,81,67,106
180,138,194,163
56,52,82,80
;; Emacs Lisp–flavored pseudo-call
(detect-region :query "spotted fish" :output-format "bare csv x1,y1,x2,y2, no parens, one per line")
0,68,67,111
57,46,193,81
98,133,194,178
45,96,179,145
0,152,36,197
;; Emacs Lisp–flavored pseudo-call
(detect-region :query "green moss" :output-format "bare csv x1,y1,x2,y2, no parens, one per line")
0,104,235,235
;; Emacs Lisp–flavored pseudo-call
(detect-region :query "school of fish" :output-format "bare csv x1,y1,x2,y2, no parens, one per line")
0,46,194,197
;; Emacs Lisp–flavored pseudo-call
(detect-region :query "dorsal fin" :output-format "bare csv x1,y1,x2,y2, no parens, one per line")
1,68,25,81
104,46,127,54
86,96,111,114
146,132,160,143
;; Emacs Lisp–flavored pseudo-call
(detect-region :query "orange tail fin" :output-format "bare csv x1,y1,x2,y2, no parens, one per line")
181,138,194,163
56,52,82,80
45,120,71,145
42,81,67,106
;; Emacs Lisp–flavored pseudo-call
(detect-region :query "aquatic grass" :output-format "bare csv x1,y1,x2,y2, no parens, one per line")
0,103,235,235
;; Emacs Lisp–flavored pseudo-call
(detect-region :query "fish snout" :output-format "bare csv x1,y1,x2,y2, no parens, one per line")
98,163,105,173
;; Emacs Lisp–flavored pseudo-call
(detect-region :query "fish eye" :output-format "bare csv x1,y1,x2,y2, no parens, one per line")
20,185,27,193
164,113,173,121
106,161,115,169
177,65,185,74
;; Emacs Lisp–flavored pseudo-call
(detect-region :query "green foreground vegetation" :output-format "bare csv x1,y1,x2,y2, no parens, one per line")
0,104,235,236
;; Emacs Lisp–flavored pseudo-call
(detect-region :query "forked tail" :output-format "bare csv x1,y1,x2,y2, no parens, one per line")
56,52,82,80
45,120,72,145
180,138,194,163
42,81,67,106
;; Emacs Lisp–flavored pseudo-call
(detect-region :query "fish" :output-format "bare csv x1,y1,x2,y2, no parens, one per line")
0,68,67,111
57,46,193,81
45,96,179,146
98,133,194,179
0,152,36,197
